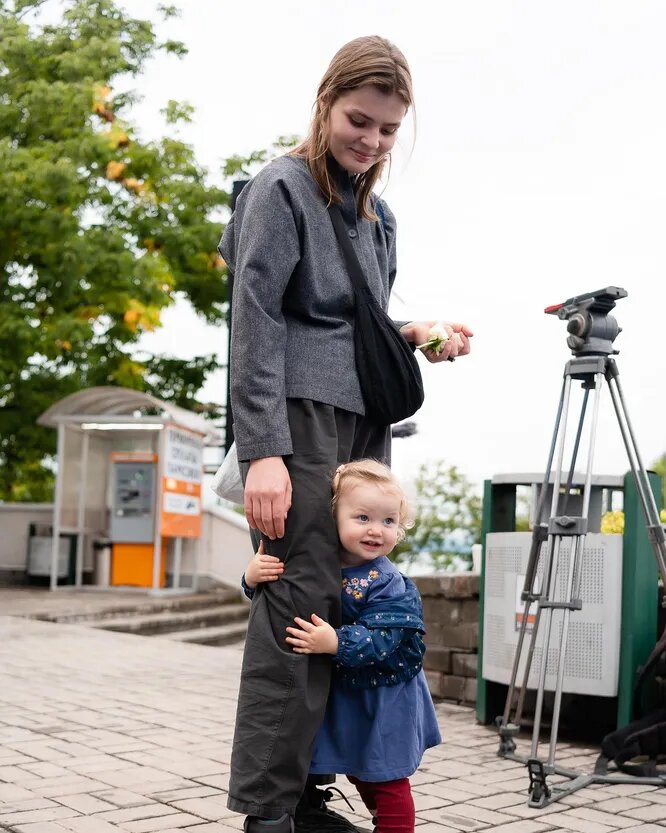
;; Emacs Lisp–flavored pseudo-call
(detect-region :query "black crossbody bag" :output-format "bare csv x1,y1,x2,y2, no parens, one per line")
328,203,424,426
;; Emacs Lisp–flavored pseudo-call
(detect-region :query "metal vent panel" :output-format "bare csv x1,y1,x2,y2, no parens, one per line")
481,531,622,696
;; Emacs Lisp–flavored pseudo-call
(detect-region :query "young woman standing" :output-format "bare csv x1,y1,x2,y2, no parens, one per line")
219,35,473,833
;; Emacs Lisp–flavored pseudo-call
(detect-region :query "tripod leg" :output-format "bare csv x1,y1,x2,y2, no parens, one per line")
548,370,604,766
512,540,555,731
531,370,598,763
561,388,590,515
548,539,577,766
606,361,666,586
498,378,567,740
523,377,567,595
531,536,563,759
531,443,573,758
529,374,579,761
516,503,564,727
515,596,544,725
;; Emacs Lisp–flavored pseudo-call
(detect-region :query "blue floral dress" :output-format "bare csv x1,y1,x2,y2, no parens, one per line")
309,556,441,782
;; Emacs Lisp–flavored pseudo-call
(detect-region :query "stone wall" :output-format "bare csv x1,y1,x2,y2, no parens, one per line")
413,573,480,706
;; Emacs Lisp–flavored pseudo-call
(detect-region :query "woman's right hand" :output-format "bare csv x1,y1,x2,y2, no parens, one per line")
244,456,292,539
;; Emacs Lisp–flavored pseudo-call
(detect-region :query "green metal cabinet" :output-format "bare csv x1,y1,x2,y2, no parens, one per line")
476,471,660,732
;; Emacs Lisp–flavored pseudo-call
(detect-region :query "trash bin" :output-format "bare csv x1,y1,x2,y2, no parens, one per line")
27,524,76,584
93,538,112,587
476,471,660,732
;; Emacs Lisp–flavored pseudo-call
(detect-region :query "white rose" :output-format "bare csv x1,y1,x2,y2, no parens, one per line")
417,322,450,355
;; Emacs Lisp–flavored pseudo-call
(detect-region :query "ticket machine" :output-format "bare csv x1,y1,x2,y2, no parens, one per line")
109,452,166,587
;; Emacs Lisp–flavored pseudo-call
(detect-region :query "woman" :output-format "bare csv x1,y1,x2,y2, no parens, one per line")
219,35,473,833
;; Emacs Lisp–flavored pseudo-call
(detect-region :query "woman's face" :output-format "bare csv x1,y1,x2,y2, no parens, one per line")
327,85,407,175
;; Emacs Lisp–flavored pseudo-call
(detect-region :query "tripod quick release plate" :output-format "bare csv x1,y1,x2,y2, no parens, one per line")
544,286,627,319
544,287,627,358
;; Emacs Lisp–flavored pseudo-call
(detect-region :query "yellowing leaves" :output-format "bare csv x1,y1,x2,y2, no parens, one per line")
124,177,144,194
92,84,114,122
106,161,127,181
106,124,130,149
123,299,162,333
93,84,112,103
106,168,159,204
124,178,158,204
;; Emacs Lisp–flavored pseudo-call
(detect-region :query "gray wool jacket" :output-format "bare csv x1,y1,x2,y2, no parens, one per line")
218,155,398,462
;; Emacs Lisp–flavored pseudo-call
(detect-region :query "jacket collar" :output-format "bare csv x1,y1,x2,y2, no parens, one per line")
327,155,359,224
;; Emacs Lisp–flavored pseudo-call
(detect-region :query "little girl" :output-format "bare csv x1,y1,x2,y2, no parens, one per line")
243,460,441,833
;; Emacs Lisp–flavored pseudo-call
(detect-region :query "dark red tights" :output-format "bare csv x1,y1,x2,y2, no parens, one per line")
347,776,415,833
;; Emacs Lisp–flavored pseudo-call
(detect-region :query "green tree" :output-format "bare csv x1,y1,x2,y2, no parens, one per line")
0,0,229,501
393,460,482,571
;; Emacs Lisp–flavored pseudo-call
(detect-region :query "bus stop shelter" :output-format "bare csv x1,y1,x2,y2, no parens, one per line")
37,386,221,593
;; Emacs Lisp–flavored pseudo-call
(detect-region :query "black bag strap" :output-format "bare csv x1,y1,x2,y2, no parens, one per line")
328,204,373,304
596,707,666,773
615,715,666,776
595,626,666,777
634,624,666,719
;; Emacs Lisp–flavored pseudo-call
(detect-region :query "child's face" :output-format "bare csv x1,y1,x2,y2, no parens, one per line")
335,482,402,567
326,85,406,175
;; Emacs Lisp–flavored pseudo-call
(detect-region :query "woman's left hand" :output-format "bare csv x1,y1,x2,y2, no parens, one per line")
400,320,474,363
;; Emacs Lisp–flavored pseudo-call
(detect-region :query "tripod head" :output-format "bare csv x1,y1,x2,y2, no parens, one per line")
545,286,627,357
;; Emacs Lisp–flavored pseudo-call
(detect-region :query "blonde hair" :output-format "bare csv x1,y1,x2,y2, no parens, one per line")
291,35,413,221
332,459,414,542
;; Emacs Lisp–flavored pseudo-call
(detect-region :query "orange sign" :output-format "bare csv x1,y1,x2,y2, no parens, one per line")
160,425,203,538
111,451,158,463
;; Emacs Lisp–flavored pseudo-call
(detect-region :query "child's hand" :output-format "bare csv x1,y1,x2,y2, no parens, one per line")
285,614,339,655
244,541,284,590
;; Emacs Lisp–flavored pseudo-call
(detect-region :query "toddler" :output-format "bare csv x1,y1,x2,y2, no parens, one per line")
243,460,441,833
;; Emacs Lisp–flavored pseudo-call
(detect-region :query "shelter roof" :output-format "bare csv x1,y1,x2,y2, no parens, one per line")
37,386,220,442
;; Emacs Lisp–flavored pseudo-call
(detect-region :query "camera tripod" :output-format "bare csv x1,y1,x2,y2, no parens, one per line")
496,287,666,807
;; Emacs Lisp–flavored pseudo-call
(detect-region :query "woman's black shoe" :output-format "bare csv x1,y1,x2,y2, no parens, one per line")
244,814,294,833
294,785,360,833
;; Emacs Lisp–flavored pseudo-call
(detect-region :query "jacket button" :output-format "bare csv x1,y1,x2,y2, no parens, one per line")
348,228,358,238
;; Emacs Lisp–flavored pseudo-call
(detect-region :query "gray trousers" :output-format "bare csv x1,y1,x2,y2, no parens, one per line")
228,400,390,819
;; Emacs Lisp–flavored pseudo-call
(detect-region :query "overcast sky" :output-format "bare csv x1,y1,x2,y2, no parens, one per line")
98,1,666,489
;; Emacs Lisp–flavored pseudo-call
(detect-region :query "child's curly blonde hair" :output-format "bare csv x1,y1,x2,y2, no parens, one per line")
331,459,414,542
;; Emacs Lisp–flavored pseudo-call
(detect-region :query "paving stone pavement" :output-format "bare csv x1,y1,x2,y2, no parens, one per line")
0,615,665,832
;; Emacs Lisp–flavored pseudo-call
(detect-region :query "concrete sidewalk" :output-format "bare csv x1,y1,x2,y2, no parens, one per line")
0,588,239,620
0,616,665,833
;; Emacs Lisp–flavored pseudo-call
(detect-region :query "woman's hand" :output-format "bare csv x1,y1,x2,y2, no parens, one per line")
285,614,339,655
244,456,292,539
244,541,285,589
400,320,474,363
